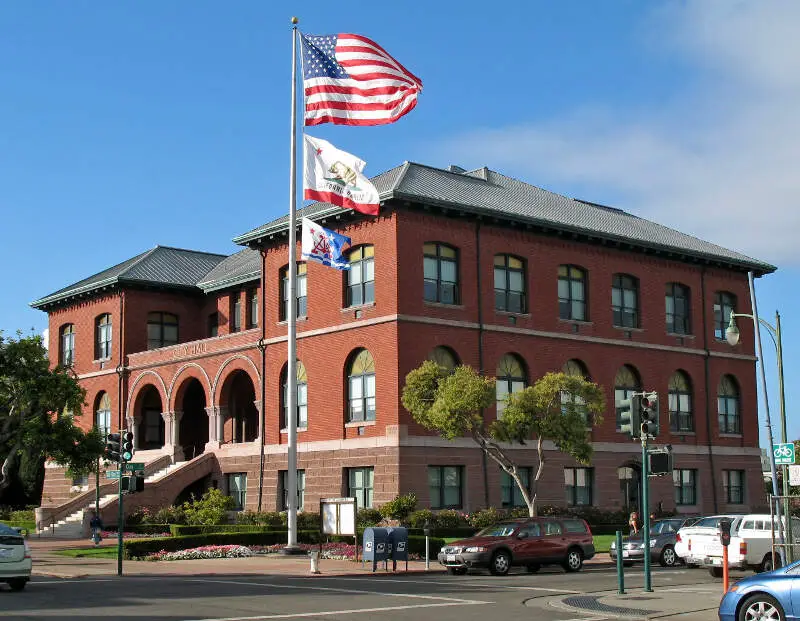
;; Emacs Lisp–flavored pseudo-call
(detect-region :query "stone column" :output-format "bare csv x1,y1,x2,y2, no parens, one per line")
173,410,184,459
126,414,142,449
205,406,221,451
218,406,228,445
253,400,263,445
161,411,174,452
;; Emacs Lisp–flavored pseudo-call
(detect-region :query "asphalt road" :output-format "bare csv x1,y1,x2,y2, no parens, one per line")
0,565,734,621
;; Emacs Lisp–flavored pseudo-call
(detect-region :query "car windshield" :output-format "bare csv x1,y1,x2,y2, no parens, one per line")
476,524,518,537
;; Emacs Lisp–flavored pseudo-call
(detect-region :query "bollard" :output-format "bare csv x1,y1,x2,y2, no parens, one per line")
309,550,321,574
616,530,625,594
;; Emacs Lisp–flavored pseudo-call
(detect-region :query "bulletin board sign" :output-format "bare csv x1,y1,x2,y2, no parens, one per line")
320,497,358,562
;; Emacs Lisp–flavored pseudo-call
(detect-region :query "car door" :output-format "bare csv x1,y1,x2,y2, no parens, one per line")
514,522,543,562
539,520,566,562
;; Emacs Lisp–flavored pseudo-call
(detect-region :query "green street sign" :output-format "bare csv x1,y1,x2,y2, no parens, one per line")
774,443,796,465
124,462,145,472
107,470,121,479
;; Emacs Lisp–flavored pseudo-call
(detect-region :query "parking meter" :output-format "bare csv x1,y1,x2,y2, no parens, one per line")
720,518,732,547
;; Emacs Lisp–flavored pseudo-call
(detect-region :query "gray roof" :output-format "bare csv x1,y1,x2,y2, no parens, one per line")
197,248,261,293
234,162,775,274
31,246,227,309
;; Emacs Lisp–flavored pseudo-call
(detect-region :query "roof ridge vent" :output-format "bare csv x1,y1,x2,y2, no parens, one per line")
447,165,467,174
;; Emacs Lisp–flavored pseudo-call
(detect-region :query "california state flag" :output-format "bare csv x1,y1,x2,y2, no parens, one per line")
303,135,380,216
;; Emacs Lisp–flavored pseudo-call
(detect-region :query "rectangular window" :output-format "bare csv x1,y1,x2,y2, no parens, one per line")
231,294,242,333
247,288,259,329
281,264,308,320
494,255,526,313
280,470,305,511
423,243,459,304
612,275,639,328
427,465,463,509
564,467,593,506
95,409,111,439
282,381,308,429
558,265,587,321
673,469,697,505
724,470,745,504
666,283,691,335
96,315,112,360
501,468,531,508
147,312,178,350
346,246,375,307
208,312,219,337
60,325,75,366
347,467,374,508
227,473,247,511
714,292,736,341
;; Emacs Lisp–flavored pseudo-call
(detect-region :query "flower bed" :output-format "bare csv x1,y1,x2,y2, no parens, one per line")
102,531,171,539
251,543,356,560
147,545,253,561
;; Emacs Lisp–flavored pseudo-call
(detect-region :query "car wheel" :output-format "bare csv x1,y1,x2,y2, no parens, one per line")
447,567,468,576
738,593,785,621
760,553,779,573
623,561,635,567
526,564,540,573
659,545,678,567
8,578,26,592
563,548,583,572
489,550,511,576
709,567,723,578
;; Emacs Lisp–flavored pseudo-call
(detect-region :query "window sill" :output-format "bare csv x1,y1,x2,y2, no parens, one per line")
666,332,695,339
719,433,743,438
280,427,308,434
424,301,465,310
558,318,593,326
345,420,376,428
612,325,644,332
93,357,112,364
277,316,308,326
495,310,531,318
342,302,376,312
671,430,696,436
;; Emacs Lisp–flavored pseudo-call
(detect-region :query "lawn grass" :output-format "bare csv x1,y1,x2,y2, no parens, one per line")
53,547,118,559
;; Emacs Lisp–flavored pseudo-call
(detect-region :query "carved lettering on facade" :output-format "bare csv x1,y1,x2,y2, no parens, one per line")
172,343,207,359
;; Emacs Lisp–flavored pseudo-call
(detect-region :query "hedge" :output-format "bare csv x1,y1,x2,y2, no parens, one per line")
0,520,35,533
169,524,278,537
124,531,446,560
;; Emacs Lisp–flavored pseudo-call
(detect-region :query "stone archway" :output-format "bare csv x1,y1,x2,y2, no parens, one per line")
135,385,165,451
218,370,259,444
176,378,209,461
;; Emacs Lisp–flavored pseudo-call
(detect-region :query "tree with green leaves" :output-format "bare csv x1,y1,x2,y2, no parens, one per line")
0,333,105,503
402,361,605,517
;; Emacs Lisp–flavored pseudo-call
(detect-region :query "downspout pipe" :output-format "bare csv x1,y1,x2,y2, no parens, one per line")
700,267,719,512
257,248,267,512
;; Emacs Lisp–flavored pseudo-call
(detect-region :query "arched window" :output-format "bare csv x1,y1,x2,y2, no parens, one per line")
669,371,693,433
718,375,741,434
346,245,375,307
562,359,589,422
558,265,587,321
95,392,111,438
147,312,178,350
494,254,526,313
280,263,308,321
615,365,641,430
347,350,376,422
666,283,691,335
423,243,459,304
59,324,75,366
612,274,639,328
714,292,736,341
496,354,526,417
95,314,112,360
281,362,308,429
428,346,459,372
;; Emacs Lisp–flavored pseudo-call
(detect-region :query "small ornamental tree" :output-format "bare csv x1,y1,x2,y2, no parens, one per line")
401,361,604,517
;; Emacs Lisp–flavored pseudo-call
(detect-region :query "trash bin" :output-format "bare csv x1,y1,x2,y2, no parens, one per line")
362,527,390,572
387,526,409,571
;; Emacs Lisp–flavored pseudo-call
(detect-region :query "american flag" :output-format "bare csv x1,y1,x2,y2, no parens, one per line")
300,33,422,126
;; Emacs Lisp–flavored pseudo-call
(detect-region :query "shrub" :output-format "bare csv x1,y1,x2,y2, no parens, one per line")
183,489,234,526
406,509,435,529
379,493,417,521
9,509,34,522
434,509,466,529
236,511,286,527
170,524,277,537
297,511,320,530
467,507,507,528
357,508,383,527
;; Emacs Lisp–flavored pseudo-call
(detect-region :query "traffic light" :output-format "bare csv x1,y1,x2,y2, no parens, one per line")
105,432,122,462
640,392,659,438
121,431,134,463
619,394,642,439
649,447,673,476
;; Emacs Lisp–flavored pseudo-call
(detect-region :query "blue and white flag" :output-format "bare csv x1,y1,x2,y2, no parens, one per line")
301,217,351,270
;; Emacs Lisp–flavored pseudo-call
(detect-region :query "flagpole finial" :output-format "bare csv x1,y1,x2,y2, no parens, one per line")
291,16,299,25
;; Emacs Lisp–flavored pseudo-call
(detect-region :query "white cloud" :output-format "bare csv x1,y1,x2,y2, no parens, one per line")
438,1,800,265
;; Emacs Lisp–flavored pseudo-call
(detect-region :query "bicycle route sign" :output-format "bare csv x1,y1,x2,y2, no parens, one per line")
774,442,796,465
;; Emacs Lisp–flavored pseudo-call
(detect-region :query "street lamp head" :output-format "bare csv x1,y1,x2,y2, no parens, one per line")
726,312,741,346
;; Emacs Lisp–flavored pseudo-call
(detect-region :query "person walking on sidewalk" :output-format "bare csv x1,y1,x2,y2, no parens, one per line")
628,511,640,535
90,513,103,546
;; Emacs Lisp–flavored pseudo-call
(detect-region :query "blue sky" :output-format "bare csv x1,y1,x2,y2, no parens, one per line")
2,1,798,445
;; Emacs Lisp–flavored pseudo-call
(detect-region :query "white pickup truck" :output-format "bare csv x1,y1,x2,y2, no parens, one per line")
675,514,800,575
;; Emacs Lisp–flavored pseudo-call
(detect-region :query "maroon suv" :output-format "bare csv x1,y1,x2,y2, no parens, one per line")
437,517,595,576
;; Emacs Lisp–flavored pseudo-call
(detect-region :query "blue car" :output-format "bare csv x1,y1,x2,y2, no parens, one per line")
719,560,800,621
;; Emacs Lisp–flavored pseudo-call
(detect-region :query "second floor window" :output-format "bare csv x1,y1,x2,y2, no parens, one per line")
208,312,219,337
666,283,691,334
612,274,639,328
231,295,242,333
718,375,741,434
347,245,375,307
668,371,693,432
281,361,308,429
558,265,587,321
147,312,178,350
423,243,458,304
494,255,526,313
280,263,307,320
348,349,376,422
248,288,259,329
60,324,75,366
95,314,112,360
714,292,736,341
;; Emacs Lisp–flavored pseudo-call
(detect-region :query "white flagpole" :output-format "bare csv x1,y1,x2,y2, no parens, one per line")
285,16,300,552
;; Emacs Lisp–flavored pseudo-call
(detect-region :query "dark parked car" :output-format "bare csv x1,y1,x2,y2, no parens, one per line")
437,517,595,576
610,517,700,568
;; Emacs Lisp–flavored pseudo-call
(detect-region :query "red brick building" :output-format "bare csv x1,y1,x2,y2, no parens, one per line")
32,163,774,533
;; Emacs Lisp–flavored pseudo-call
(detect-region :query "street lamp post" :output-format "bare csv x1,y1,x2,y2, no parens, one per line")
726,309,791,561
